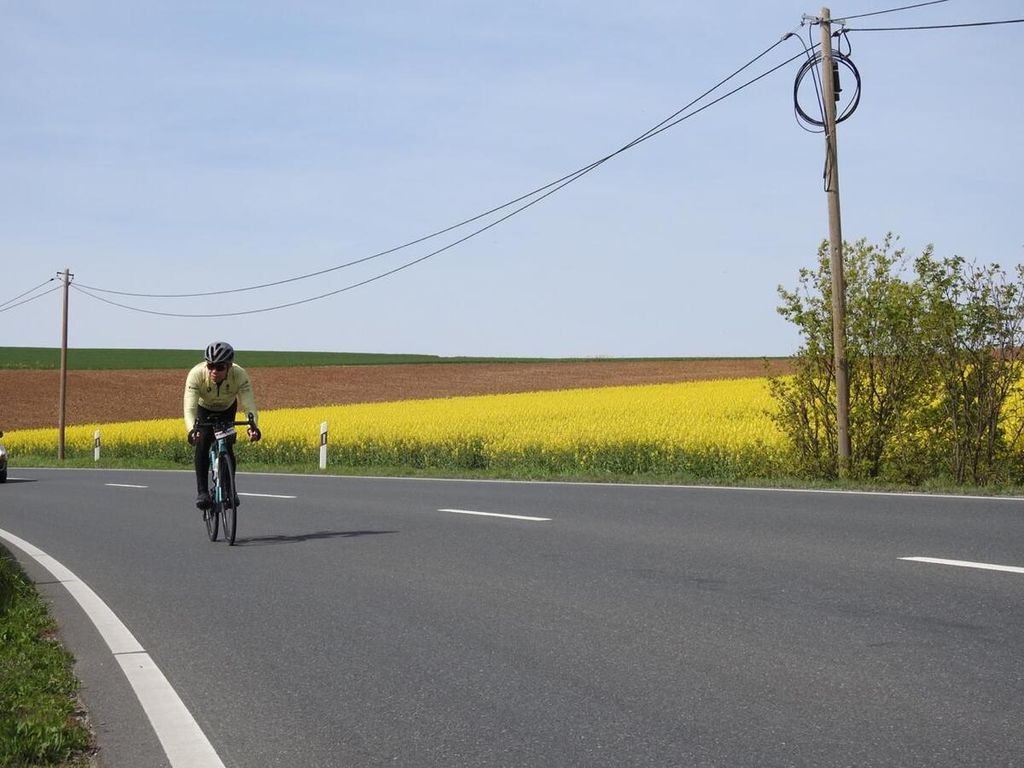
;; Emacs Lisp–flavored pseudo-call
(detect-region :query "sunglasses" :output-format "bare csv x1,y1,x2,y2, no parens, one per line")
206,363,228,372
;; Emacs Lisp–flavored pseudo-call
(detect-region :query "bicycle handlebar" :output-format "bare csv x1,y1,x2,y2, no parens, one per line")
193,412,257,429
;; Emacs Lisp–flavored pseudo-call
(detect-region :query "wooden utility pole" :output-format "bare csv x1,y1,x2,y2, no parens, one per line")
57,268,72,460
819,8,851,475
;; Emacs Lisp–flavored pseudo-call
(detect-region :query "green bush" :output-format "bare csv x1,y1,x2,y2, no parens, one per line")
773,235,1024,485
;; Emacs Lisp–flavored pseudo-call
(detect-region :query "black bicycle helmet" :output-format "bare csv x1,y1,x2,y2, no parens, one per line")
204,341,235,365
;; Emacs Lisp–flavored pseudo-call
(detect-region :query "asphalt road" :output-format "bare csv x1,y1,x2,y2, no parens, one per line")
2,468,1023,767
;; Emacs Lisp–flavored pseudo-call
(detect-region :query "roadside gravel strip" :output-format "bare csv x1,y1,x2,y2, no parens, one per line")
0,527,227,768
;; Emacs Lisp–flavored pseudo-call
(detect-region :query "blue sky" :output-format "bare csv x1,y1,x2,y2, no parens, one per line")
2,1,1021,357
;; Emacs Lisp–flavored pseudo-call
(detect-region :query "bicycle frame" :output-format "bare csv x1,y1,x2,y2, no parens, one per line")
209,425,236,502
194,415,255,546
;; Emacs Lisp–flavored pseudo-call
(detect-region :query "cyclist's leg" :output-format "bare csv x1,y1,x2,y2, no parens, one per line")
194,406,220,508
195,434,212,488
195,449,212,507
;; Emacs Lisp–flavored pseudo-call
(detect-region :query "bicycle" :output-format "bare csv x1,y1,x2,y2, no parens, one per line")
193,414,257,546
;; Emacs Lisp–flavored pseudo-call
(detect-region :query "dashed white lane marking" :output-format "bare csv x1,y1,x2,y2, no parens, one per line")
438,508,551,522
900,556,1024,574
0,527,226,768
101,485,293,499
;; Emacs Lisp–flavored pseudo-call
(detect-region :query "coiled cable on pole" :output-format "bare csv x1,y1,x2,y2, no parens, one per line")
793,43,862,130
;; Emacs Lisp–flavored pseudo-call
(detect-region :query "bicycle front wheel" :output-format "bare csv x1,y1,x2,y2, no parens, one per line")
219,455,237,545
204,506,220,541
205,466,220,541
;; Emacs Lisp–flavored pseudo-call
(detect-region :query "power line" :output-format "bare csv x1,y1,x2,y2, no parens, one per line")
0,277,57,309
835,0,950,22
72,43,811,319
75,34,796,302
0,284,61,314
848,18,1024,31
72,38,806,315
75,8,1016,320
790,29,826,134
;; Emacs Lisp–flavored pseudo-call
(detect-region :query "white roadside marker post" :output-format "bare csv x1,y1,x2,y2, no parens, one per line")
319,422,328,470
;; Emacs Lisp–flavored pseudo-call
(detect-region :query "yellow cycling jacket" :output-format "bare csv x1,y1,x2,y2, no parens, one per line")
183,362,258,431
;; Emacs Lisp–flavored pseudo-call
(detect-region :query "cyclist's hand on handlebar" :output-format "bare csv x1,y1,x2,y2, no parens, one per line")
248,426,262,442
187,428,202,446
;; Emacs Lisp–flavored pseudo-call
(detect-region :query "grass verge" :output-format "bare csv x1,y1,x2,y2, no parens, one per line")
8,456,1024,497
0,547,94,768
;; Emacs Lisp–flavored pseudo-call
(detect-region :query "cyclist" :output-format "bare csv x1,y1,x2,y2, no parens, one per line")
183,341,261,510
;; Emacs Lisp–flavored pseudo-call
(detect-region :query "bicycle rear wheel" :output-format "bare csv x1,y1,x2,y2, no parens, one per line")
205,465,219,541
219,455,237,545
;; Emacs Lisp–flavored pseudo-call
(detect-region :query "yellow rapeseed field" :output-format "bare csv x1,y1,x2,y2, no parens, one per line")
6,378,789,478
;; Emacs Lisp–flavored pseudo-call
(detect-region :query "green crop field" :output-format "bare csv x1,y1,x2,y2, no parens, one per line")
0,347,723,371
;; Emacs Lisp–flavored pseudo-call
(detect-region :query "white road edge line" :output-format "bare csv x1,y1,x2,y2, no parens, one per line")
239,492,297,499
106,483,148,489
900,556,1024,574
438,508,551,522
0,527,226,768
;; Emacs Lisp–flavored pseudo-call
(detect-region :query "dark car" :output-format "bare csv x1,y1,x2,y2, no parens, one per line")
0,431,7,483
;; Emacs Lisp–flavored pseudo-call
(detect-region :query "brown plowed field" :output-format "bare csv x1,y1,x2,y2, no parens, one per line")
0,359,791,431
